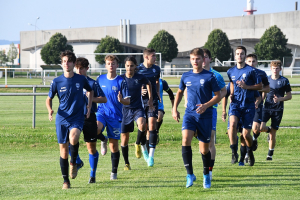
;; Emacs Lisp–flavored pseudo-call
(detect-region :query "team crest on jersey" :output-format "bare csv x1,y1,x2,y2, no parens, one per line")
153,69,156,73
135,79,139,85
200,79,205,86
242,73,247,80
112,86,118,92
76,83,80,90
277,81,282,86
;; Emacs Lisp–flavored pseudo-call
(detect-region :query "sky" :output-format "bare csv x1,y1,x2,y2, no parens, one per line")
0,0,298,41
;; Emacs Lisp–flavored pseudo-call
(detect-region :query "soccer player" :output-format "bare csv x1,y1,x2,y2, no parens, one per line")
74,57,107,183
137,48,161,167
222,83,261,166
96,55,130,180
260,60,292,160
172,48,221,189
46,50,93,189
227,46,262,166
142,78,174,148
245,54,270,152
120,56,153,170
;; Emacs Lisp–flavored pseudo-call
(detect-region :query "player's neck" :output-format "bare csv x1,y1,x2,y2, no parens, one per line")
107,71,117,79
203,65,210,71
64,71,74,78
126,72,134,78
193,67,203,73
237,62,246,69
143,62,153,68
272,74,280,80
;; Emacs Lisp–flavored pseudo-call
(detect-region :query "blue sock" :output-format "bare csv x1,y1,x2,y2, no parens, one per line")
68,144,82,164
89,151,99,178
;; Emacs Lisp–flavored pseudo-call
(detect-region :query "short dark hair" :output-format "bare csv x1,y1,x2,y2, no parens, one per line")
235,46,247,55
105,55,120,63
75,57,89,68
124,56,138,66
202,48,211,59
143,48,156,56
190,48,204,58
271,60,282,68
60,50,76,63
246,54,258,60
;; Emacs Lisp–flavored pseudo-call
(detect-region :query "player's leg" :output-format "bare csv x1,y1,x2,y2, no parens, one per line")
68,144,84,170
239,133,247,166
86,142,98,183
208,108,217,180
267,111,282,160
121,132,131,170
156,110,165,144
148,116,158,167
182,129,196,188
252,105,263,151
106,119,121,180
97,118,108,156
136,116,148,161
68,127,81,179
228,115,239,164
242,128,255,166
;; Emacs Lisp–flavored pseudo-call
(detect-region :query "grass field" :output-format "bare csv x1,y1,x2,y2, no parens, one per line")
0,77,300,199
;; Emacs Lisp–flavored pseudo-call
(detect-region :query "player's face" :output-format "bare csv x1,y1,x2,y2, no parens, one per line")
246,57,257,68
271,65,281,76
235,49,246,64
61,56,75,72
145,53,156,65
202,53,211,68
125,61,136,76
105,60,118,73
190,54,203,69
75,65,88,77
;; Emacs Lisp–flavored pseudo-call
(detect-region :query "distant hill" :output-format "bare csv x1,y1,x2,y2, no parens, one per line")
0,40,20,45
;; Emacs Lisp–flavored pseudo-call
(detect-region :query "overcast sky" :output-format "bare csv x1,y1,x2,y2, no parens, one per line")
0,0,298,41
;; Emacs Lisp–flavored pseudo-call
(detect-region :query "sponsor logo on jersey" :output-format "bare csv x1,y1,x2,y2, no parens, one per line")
200,79,205,86
186,82,192,86
232,76,236,80
60,87,67,93
76,83,80,90
102,85,106,87
242,73,246,80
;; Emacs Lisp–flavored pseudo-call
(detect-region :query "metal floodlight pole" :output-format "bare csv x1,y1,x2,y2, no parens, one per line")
35,17,40,70
241,15,244,45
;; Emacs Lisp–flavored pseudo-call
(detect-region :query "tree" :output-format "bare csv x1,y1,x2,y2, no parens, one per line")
7,42,18,64
94,36,124,64
254,25,292,62
40,33,73,65
203,29,231,62
0,50,8,65
147,30,178,62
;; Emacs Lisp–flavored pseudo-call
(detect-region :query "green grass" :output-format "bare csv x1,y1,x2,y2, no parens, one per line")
0,78,300,199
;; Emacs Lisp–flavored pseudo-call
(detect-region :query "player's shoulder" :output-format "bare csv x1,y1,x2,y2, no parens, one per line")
279,75,290,83
210,68,223,77
227,66,237,73
119,74,126,79
182,70,193,77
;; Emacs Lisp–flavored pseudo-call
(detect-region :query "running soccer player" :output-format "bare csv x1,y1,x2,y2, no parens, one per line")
260,60,292,161
120,56,153,170
245,54,270,152
96,55,130,180
172,48,221,189
46,50,93,189
74,57,107,183
227,46,262,166
137,48,161,167
222,83,261,166
142,78,174,148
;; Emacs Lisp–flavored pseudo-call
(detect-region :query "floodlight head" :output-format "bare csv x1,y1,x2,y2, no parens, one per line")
37,17,40,20
28,23,32,26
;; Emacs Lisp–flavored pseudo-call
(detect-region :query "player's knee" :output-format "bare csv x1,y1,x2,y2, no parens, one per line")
200,149,209,155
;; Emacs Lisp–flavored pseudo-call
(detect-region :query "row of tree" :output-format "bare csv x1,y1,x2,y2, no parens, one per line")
40,25,291,65
0,43,18,65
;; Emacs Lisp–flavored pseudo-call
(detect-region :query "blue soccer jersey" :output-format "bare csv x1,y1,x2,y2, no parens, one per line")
254,68,269,106
84,76,105,114
210,68,225,108
120,73,149,109
158,79,172,110
48,73,92,123
227,64,262,107
264,75,291,111
137,63,161,102
225,82,260,100
96,74,130,122
179,70,221,118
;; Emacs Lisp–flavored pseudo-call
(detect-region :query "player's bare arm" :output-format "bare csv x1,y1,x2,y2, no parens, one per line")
118,91,130,105
255,96,262,109
222,95,228,122
196,91,221,114
46,96,54,122
273,91,292,103
220,86,227,99
146,81,155,112
172,88,183,123
236,80,263,90
156,78,161,103
86,90,94,119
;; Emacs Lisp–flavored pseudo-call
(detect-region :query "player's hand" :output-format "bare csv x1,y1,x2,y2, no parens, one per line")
236,80,247,89
184,102,187,108
48,110,54,122
273,95,280,103
172,110,180,122
196,104,208,114
141,88,147,96
85,91,89,98
222,111,227,122
86,109,91,119
229,94,234,103
117,91,123,103
255,101,259,109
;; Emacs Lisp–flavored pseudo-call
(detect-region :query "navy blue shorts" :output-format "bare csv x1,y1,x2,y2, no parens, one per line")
83,112,98,143
182,114,212,143
56,121,83,144
121,107,146,133
229,104,255,130
96,114,121,140
144,103,158,120
253,104,263,123
262,110,283,130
